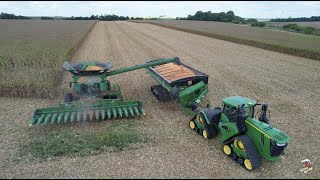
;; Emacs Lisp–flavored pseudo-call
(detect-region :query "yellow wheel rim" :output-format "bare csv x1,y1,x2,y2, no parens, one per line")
223,145,232,155
189,121,195,129
203,130,208,139
234,139,245,151
196,115,203,124
244,159,253,171
238,141,245,150
199,116,203,124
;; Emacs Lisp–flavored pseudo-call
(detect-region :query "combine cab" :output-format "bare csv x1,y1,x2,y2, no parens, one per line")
31,57,179,126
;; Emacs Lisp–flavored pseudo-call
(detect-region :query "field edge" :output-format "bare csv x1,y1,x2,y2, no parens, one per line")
130,21,320,61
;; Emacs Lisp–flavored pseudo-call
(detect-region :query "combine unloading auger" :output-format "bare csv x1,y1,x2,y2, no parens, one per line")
30,57,179,126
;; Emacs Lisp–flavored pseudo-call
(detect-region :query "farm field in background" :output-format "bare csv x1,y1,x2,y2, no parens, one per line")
0,20,97,98
132,20,320,60
266,21,320,29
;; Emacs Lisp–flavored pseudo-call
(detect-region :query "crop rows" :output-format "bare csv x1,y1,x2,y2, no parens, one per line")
0,20,97,98
131,20,320,60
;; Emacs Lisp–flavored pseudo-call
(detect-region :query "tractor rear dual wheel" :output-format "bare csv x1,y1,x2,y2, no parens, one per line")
189,119,202,136
196,113,218,139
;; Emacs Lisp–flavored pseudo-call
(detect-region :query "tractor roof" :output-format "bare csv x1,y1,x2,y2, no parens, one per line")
223,96,256,107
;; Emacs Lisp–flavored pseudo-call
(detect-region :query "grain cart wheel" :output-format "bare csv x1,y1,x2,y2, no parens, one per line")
64,93,73,103
198,113,218,139
189,120,196,130
223,145,232,155
233,135,262,171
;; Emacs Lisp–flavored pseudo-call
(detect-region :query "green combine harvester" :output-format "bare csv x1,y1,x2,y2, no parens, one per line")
30,57,180,126
189,96,291,171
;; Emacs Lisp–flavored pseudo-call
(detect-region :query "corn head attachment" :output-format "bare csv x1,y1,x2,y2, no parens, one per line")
30,57,178,126
31,100,144,125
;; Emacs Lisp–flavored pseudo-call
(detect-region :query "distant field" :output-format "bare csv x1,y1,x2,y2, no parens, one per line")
131,20,320,60
266,21,320,29
0,20,97,98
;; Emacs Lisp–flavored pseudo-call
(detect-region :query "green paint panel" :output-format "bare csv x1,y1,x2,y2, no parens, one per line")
64,112,70,123
107,109,111,119
133,106,140,116
51,113,57,124
58,113,64,124
37,114,45,125
123,107,129,117
44,114,52,124
112,108,117,119
118,108,123,118
128,107,134,117
71,112,76,122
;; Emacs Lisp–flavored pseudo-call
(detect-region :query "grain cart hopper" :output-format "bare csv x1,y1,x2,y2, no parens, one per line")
30,57,179,126
146,57,209,115
189,96,291,171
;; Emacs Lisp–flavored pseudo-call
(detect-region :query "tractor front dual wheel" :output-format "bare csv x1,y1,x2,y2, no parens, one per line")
232,135,262,171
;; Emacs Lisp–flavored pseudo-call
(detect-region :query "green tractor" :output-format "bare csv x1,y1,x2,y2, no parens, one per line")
189,96,291,171
30,57,179,126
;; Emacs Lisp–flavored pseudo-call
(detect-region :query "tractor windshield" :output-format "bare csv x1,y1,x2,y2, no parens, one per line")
243,106,253,118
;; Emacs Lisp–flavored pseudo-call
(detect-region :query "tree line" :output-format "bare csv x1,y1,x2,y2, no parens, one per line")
270,16,320,22
176,10,247,24
62,15,145,21
175,10,267,27
0,12,145,21
0,12,31,19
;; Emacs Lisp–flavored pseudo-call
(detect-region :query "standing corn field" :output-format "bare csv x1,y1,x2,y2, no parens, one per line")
0,20,97,98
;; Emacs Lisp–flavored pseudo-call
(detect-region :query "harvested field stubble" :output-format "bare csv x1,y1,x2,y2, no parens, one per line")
131,20,320,60
0,20,97,98
1,21,320,179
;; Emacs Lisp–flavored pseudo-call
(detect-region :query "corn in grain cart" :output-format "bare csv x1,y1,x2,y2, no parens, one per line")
146,57,209,115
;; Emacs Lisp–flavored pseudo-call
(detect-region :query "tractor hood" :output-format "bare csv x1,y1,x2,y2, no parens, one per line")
245,117,291,144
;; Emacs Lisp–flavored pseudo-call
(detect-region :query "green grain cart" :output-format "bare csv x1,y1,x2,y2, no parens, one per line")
146,57,209,115
189,96,291,171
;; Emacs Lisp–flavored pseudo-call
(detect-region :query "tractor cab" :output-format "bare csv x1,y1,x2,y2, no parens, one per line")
222,96,256,121
222,96,270,124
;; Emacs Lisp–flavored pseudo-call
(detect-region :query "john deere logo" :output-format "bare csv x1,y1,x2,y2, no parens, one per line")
300,159,313,173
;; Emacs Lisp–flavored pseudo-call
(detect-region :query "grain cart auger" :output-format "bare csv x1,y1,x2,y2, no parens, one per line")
146,57,209,115
189,96,291,171
30,57,178,126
